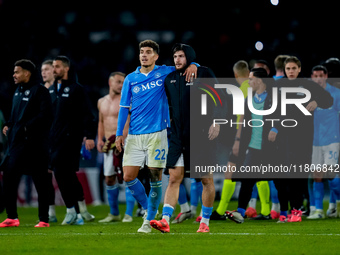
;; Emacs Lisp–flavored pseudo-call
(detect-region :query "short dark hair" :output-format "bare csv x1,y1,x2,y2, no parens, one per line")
14,59,36,74
54,55,70,67
312,65,328,74
284,56,301,68
109,71,126,78
251,67,268,79
255,59,270,67
172,43,185,55
274,55,290,71
139,40,159,55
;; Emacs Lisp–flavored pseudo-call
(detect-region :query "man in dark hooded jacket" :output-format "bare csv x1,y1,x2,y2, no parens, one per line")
49,56,97,225
0,59,52,227
150,44,227,233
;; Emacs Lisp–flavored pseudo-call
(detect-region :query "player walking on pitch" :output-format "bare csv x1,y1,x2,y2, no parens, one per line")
115,40,198,233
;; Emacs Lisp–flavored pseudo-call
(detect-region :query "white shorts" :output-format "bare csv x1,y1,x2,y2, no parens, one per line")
312,143,340,166
123,129,168,168
103,152,117,177
174,153,184,167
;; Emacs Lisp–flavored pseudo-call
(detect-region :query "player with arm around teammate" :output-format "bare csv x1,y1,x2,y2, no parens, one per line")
115,40,198,233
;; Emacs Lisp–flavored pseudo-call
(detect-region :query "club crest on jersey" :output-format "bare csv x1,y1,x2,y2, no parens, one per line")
133,86,141,94
24,90,30,96
64,87,70,93
154,72,161,78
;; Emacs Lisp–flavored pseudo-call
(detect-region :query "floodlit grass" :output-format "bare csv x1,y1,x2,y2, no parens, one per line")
1,202,340,255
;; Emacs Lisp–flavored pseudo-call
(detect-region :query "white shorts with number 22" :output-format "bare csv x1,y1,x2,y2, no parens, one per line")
123,129,168,169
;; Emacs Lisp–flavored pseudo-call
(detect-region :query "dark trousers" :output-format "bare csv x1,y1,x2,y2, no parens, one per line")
0,177,4,213
54,167,84,212
273,178,308,211
47,172,56,206
137,166,151,209
3,169,50,222
274,137,310,212
238,148,262,210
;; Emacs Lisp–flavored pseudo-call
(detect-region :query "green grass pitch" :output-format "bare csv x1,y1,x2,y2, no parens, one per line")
1,202,340,255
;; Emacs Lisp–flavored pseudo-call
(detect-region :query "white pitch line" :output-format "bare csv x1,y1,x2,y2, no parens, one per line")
0,232,340,236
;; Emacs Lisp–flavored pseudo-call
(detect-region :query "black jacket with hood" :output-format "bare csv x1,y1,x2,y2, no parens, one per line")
164,44,228,171
49,65,97,171
1,71,53,174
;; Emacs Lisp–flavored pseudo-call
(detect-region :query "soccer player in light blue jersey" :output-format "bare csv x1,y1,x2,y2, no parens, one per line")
308,65,340,219
115,40,198,233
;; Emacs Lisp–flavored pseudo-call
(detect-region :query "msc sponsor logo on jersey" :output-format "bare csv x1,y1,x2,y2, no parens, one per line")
132,79,163,94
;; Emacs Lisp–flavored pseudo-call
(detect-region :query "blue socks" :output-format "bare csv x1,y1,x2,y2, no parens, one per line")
329,177,340,198
237,208,246,217
126,178,148,210
200,205,213,226
125,187,135,217
146,181,162,221
269,181,279,203
178,183,188,205
162,204,174,218
202,205,213,219
190,179,202,207
251,184,258,199
107,184,119,216
280,211,288,217
314,182,324,210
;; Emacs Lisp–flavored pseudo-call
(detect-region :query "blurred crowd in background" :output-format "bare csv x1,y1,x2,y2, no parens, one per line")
0,0,339,121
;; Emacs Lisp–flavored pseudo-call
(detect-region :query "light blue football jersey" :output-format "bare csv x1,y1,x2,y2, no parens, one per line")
313,83,340,146
120,65,175,135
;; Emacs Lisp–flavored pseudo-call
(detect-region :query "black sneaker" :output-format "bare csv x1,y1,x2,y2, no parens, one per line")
248,213,271,220
210,211,226,220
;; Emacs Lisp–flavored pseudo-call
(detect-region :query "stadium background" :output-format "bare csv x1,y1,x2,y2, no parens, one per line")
0,0,337,204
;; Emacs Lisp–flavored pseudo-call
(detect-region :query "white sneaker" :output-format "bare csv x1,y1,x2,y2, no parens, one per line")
73,214,85,225
98,213,121,223
122,214,133,223
326,208,337,218
81,211,95,222
225,210,244,224
137,220,151,233
307,210,325,219
61,212,77,225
